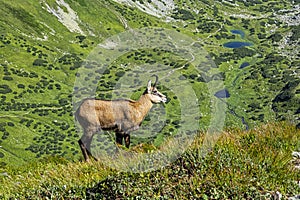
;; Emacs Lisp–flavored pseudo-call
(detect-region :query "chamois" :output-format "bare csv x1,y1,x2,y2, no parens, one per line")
75,75,167,162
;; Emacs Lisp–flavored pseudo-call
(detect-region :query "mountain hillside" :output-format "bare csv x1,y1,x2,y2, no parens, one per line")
1,122,300,199
0,0,299,168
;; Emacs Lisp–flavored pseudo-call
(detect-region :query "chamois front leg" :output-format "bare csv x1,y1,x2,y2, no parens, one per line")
124,133,130,148
115,131,130,148
123,125,138,149
115,133,130,148
115,131,123,146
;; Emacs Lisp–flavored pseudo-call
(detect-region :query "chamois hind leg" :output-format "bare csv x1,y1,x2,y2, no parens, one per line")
78,138,90,162
79,129,98,162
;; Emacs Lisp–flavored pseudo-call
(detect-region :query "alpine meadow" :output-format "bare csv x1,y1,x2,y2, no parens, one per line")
0,0,299,199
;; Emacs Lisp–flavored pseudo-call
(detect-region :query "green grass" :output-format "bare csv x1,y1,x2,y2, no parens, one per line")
0,122,299,199
0,1,299,198
0,0,298,166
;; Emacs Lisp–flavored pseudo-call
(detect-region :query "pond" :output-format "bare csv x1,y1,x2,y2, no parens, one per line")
231,30,245,38
223,41,253,48
240,62,250,69
214,89,230,98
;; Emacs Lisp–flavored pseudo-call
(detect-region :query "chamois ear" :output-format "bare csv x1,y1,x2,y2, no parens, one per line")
147,80,152,93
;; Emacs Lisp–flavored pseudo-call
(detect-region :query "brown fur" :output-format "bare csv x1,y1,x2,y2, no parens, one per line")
75,79,166,161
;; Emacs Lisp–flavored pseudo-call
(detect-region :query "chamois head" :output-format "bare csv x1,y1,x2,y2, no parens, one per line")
145,75,167,103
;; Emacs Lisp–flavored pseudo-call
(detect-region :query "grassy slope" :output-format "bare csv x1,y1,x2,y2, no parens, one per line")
0,0,299,197
0,0,127,166
1,0,188,166
0,0,298,166
0,122,299,199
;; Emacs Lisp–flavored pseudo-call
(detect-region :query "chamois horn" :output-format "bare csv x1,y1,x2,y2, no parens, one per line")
152,74,159,87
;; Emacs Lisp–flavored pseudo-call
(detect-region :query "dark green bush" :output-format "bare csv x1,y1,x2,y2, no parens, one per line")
3,76,14,81
17,84,25,88
0,85,12,94
33,59,47,66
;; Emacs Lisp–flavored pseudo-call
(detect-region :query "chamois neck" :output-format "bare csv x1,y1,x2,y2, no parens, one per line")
134,93,153,115
137,94,153,107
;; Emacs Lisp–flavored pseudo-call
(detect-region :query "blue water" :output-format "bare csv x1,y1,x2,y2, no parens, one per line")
240,62,250,69
223,41,252,48
214,89,230,98
231,30,245,38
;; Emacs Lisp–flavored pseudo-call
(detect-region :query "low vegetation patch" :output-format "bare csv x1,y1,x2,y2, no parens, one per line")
0,122,299,199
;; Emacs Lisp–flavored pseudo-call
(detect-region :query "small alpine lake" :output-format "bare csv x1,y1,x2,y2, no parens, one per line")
230,30,245,38
214,89,230,98
223,41,253,48
240,62,250,69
